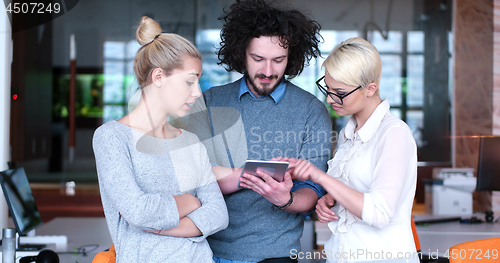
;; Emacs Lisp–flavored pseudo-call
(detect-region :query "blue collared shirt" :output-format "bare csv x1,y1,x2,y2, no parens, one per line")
238,76,286,105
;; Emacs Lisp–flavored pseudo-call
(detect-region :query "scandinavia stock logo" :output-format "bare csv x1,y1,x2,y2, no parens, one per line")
3,0,79,33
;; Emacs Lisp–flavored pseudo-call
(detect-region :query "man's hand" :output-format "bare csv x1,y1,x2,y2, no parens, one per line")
238,170,293,207
316,194,338,223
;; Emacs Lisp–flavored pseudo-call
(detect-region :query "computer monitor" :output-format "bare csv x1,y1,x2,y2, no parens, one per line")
476,136,500,191
0,167,43,235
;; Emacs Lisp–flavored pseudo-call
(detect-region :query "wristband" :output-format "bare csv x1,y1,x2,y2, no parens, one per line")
273,191,293,210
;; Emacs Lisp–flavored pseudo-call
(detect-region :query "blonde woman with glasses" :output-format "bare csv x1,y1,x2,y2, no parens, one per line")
278,37,418,262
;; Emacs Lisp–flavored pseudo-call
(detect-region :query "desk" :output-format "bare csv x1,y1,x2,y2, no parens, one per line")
2,217,112,263
415,217,500,257
315,216,500,259
37,217,112,262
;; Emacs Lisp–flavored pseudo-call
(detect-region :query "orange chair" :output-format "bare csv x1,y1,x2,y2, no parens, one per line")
92,244,116,263
411,217,421,252
448,238,500,263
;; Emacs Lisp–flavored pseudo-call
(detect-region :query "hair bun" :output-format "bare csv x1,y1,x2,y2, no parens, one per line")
136,16,162,46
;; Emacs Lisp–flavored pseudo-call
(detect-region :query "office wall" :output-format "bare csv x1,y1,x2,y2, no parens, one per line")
495,0,500,135
494,0,500,213
453,0,494,211
0,2,12,232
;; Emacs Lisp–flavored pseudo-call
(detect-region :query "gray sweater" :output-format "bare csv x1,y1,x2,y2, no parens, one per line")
188,79,332,261
93,121,228,263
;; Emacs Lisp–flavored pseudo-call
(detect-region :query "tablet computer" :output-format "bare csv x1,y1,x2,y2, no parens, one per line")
238,160,289,188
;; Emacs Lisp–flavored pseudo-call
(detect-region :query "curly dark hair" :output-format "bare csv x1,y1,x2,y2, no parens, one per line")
217,0,322,79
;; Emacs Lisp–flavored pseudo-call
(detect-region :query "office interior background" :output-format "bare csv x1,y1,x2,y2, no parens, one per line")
1,0,499,233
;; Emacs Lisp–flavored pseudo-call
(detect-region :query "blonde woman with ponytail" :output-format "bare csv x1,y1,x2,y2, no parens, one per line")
92,16,228,262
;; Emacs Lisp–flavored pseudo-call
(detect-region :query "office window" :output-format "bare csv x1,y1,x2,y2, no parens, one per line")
406,31,425,147
380,54,403,106
196,30,242,92
102,41,140,123
371,31,425,147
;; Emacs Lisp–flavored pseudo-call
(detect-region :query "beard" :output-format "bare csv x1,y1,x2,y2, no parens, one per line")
244,71,285,97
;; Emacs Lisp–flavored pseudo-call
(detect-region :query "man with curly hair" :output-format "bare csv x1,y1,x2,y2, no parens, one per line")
189,1,332,262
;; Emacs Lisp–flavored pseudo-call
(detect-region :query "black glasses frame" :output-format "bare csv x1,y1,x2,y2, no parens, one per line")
316,76,362,105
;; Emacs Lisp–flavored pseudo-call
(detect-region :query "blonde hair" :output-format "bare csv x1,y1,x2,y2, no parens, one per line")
134,16,202,88
323,37,382,90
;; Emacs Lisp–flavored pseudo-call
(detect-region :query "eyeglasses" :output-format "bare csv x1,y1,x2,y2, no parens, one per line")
316,76,362,105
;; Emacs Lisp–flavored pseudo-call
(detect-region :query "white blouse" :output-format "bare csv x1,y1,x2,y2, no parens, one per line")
324,100,419,262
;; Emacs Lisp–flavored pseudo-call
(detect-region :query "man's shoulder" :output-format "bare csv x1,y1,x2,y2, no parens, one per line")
204,79,241,95
283,81,325,108
201,79,241,106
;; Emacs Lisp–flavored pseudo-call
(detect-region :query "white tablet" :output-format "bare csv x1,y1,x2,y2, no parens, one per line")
238,160,289,188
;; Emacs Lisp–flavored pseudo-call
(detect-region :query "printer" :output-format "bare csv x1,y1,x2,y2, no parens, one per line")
425,168,476,215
